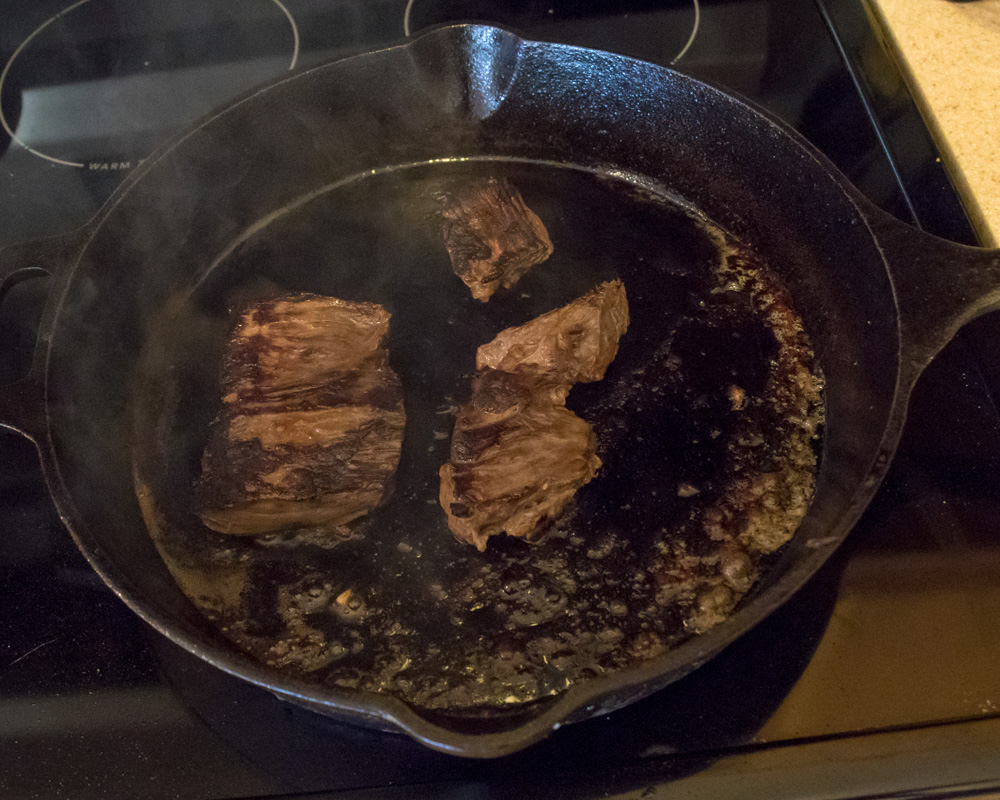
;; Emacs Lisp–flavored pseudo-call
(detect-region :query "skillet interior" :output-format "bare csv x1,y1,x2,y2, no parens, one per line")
37,25,901,746
124,157,822,711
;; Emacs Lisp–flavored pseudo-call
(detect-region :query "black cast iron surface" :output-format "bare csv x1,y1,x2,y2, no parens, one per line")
1,0,999,797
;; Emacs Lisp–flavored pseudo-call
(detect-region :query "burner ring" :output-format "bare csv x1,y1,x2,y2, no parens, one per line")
0,0,301,169
671,0,700,65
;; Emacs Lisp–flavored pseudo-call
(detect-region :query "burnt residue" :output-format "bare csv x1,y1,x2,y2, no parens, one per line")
132,160,823,713
196,419,405,508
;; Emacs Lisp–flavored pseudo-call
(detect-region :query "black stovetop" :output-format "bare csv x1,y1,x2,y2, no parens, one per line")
2,2,1000,798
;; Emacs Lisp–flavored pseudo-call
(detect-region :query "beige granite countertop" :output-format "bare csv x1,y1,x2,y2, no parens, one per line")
868,0,1000,247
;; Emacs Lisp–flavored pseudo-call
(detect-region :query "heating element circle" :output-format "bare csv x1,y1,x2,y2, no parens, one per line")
0,0,300,169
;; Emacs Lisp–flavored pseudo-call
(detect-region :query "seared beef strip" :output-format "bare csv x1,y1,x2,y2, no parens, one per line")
198,294,405,536
477,276,629,382
440,281,629,550
440,177,554,302
440,370,601,551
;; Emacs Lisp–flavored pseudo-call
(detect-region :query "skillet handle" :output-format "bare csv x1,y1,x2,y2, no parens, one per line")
868,210,1000,381
0,232,80,443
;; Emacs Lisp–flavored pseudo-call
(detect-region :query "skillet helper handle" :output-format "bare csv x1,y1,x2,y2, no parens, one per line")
0,233,78,442
869,211,1000,379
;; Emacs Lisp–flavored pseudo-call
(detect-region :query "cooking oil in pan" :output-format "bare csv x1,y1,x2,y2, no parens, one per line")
134,160,823,711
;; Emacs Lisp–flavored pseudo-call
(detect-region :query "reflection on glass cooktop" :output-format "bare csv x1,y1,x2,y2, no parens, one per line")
1,0,999,798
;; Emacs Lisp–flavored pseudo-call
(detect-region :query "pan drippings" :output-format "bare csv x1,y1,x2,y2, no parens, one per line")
134,161,823,712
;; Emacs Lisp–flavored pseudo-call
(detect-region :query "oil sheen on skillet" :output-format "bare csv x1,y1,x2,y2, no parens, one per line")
133,159,823,711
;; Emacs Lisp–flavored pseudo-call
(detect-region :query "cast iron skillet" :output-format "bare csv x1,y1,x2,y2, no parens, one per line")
1,25,999,758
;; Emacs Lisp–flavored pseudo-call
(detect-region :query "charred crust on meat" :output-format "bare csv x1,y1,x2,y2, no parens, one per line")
439,177,554,302
476,277,629,382
196,293,405,537
440,280,630,551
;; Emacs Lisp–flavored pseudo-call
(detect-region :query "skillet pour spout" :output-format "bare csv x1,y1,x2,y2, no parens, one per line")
1,24,1000,758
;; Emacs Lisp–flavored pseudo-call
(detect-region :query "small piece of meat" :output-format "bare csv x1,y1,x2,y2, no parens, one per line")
440,177,554,302
476,279,629,383
440,282,630,551
197,294,405,536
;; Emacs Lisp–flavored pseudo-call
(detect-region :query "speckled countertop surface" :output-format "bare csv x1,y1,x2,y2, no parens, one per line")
869,0,1000,246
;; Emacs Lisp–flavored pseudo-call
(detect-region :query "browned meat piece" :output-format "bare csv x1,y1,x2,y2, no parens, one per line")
440,177,554,302
440,282,629,551
477,279,629,382
197,294,405,536
440,370,601,551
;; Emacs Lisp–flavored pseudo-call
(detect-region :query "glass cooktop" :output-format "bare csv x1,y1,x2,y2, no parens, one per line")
2,1,999,798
